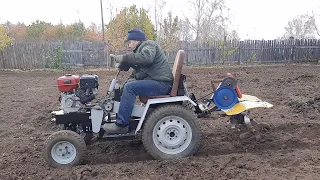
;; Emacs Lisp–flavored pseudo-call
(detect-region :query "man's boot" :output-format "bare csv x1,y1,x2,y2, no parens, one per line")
103,123,129,134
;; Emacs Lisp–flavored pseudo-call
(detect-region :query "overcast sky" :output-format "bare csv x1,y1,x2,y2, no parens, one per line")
0,0,319,40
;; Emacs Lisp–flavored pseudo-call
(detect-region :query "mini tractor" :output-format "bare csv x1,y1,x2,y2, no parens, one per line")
44,50,273,167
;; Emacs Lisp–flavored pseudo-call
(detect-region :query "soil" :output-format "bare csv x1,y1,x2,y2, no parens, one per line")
1,64,320,180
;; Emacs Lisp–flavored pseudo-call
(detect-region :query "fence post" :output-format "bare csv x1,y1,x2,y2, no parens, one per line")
222,36,226,65
81,42,85,67
260,40,263,64
291,39,295,63
238,41,241,65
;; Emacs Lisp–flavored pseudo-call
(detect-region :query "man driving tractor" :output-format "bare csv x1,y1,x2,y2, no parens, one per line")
103,28,174,134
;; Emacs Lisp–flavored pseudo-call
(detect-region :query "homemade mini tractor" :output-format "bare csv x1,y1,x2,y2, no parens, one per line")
44,50,274,167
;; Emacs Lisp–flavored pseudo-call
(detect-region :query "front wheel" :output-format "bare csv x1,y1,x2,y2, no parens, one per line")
142,104,201,160
63,125,93,145
43,130,86,167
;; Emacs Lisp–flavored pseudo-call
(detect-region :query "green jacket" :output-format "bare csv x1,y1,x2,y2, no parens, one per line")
121,40,173,84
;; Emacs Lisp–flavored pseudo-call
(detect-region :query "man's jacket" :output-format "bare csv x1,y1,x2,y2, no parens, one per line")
121,40,174,84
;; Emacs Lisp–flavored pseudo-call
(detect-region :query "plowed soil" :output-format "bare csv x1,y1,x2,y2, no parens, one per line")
1,64,320,180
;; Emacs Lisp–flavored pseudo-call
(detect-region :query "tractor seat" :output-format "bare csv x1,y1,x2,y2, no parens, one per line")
139,50,185,104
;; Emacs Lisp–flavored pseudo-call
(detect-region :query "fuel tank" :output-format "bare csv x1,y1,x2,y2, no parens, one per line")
57,74,80,92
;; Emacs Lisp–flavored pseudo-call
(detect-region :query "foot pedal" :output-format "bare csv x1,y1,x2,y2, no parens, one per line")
102,131,136,141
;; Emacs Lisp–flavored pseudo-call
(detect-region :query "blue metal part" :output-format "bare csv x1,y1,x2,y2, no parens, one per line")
213,86,238,110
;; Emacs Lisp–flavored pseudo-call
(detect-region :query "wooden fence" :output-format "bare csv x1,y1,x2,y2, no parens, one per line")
0,39,320,69
0,41,108,69
165,39,320,65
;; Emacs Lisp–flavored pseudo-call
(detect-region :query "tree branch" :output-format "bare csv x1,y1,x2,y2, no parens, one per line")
312,11,320,37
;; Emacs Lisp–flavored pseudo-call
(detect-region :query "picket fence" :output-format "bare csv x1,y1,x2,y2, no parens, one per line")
0,39,319,69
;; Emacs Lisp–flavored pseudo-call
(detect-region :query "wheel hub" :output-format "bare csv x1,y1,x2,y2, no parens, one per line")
51,141,77,164
153,116,192,154
169,132,175,137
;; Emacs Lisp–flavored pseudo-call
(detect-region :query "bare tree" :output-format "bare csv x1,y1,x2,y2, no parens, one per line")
154,0,158,33
154,0,166,41
107,2,115,20
187,0,207,42
201,0,226,40
186,0,235,43
160,11,180,50
283,14,317,39
312,10,320,37
179,19,193,42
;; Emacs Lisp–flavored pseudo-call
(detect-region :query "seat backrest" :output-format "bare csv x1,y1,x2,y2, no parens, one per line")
170,50,185,96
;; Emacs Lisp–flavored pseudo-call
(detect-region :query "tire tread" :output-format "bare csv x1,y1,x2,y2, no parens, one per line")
44,130,86,167
142,104,201,159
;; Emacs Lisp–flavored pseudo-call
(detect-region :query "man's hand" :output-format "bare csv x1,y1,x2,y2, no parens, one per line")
110,54,124,63
115,62,130,71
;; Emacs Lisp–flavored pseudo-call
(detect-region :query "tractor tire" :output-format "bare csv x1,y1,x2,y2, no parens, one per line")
142,104,201,160
44,130,86,168
63,126,93,145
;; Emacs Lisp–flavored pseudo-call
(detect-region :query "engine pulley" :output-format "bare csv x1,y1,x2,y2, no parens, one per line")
213,86,239,110
220,77,237,89
65,98,74,108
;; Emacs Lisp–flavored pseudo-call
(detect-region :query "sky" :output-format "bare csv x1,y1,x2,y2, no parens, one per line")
0,0,319,40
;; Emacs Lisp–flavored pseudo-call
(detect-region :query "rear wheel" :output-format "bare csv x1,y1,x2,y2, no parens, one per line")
142,104,201,159
44,130,86,167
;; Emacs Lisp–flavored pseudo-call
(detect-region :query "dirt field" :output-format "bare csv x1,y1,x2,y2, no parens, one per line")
1,64,320,180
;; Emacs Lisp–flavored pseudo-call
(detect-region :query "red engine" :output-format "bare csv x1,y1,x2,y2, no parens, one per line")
57,74,80,92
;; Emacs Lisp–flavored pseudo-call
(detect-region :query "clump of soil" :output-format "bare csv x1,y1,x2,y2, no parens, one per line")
287,95,320,119
294,74,316,81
